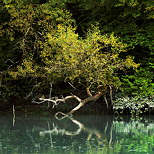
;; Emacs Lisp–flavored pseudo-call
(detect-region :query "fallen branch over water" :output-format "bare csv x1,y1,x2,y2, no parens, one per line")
33,85,111,119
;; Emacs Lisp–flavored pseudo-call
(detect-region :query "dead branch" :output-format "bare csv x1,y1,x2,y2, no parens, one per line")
33,84,112,118
86,87,93,96
104,95,108,108
33,89,102,117
33,94,82,109
109,85,113,104
25,82,40,99
48,82,54,108
55,90,103,118
68,82,78,91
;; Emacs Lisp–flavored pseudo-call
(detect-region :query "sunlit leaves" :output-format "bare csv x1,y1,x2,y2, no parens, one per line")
40,25,137,89
121,67,154,97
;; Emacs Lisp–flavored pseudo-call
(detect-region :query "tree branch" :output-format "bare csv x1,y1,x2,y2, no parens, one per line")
109,85,113,104
33,85,110,118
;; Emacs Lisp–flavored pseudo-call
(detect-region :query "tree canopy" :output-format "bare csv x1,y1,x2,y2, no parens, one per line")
0,0,153,114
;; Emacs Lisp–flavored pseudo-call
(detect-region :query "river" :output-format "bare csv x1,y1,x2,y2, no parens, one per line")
0,114,154,154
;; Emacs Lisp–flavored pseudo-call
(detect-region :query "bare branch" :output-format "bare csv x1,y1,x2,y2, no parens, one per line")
33,85,111,118
25,82,40,99
39,98,57,104
71,94,82,102
68,82,78,91
109,85,113,104
33,93,82,109
49,82,54,99
86,87,92,96
68,102,84,114
48,82,54,108
68,91,102,115
32,99,47,104
104,95,109,108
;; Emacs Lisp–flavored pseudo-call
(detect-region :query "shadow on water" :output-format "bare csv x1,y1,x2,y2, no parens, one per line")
0,114,154,154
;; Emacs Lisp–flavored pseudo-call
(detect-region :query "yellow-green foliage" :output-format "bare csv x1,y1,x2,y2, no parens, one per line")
1,0,72,78
40,25,138,88
1,0,138,93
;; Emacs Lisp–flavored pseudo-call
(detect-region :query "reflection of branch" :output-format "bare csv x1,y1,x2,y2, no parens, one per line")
39,117,83,136
27,130,40,148
109,126,113,145
39,117,103,145
104,121,108,134
47,122,53,147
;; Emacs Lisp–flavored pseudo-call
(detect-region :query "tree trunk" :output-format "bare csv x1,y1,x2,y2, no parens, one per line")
68,91,102,114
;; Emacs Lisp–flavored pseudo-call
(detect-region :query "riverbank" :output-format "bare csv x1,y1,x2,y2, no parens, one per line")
0,96,154,116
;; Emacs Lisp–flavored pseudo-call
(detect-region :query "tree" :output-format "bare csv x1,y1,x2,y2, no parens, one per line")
0,0,142,115
31,25,138,115
0,0,72,99
65,0,154,98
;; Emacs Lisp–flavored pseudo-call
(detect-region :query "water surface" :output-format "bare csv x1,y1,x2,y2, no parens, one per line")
0,114,154,154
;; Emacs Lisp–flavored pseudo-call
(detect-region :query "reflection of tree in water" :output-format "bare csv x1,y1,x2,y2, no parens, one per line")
0,115,154,153
38,115,116,153
39,116,111,146
112,116,154,153
0,115,114,153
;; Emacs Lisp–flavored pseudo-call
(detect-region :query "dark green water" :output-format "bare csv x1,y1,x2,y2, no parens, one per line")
0,114,154,154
